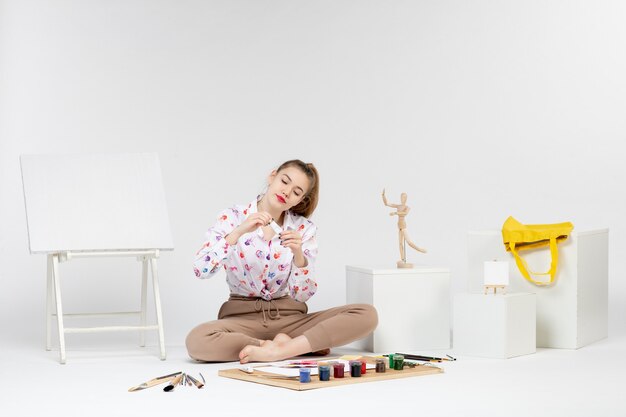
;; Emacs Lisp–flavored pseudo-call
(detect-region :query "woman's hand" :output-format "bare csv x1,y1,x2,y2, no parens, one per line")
226,212,272,244
238,212,273,234
280,229,307,267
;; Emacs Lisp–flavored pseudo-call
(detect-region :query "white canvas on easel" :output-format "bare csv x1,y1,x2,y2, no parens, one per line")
484,261,509,286
483,260,509,295
21,153,174,364
22,153,174,252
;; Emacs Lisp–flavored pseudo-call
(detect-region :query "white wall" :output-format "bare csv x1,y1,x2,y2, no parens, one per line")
1,0,625,350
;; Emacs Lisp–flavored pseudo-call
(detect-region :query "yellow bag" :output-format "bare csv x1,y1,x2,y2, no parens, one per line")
502,216,574,286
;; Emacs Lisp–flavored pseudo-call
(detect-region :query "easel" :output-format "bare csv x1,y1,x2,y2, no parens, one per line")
483,284,507,295
46,250,166,364
483,260,509,296
22,153,174,364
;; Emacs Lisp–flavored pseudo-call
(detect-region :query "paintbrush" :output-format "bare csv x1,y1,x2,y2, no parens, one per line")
238,367,298,380
163,373,184,392
128,371,182,392
186,374,205,389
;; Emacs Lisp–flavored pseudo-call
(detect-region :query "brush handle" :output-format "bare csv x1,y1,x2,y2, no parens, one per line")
163,374,183,392
186,374,205,389
128,371,182,392
128,376,177,392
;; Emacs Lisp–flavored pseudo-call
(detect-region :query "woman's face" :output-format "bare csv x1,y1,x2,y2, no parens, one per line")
266,166,311,212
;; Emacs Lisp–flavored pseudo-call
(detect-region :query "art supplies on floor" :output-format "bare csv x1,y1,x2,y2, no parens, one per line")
128,371,205,392
384,353,457,363
250,357,377,377
219,355,444,391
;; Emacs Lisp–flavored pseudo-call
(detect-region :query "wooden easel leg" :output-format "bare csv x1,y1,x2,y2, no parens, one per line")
150,257,166,360
51,254,66,364
140,258,148,347
46,255,53,351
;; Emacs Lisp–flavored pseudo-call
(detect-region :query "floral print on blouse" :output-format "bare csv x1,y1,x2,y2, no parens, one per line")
193,198,318,302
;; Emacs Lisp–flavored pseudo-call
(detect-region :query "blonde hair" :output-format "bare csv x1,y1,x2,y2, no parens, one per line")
276,159,319,218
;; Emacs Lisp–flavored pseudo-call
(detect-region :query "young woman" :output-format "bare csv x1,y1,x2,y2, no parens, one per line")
186,159,378,363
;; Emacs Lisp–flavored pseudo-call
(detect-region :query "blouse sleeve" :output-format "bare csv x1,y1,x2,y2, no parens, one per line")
193,208,239,279
288,222,318,302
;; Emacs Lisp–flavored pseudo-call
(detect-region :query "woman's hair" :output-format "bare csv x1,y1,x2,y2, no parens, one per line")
276,159,319,218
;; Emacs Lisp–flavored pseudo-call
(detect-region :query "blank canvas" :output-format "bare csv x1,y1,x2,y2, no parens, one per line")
20,153,174,253
484,261,509,286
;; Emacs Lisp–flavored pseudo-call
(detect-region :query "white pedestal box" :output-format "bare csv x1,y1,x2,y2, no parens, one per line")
346,265,450,353
467,229,608,349
453,293,536,359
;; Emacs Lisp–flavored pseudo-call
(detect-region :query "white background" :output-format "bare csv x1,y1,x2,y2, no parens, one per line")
1,0,625,353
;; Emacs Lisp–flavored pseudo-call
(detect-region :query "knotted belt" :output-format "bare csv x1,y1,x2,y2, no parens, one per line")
254,298,281,326
228,294,284,327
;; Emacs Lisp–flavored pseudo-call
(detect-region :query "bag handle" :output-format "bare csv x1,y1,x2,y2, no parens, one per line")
508,237,558,286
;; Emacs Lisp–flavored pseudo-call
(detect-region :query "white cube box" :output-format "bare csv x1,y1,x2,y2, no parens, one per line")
346,265,450,353
467,229,608,349
453,293,536,359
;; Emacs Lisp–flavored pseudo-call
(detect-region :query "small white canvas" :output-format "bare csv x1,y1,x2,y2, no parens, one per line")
484,261,509,286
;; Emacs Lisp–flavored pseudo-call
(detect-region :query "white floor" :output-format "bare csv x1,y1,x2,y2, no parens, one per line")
2,335,625,417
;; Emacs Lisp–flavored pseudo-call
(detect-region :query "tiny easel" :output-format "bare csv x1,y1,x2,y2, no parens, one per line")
483,260,509,296
484,284,507,295
46,250,166,364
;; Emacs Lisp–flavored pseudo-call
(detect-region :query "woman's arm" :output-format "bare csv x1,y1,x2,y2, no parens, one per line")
284,222,318,302
193,208,239,279
193,208,274,279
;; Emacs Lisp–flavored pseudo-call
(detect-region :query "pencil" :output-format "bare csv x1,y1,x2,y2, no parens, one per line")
385,353,456,362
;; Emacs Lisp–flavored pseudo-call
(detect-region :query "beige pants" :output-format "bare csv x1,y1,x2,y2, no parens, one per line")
185,295,378,362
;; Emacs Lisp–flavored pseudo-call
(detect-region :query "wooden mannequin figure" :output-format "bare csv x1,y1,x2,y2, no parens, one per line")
382,189,426,268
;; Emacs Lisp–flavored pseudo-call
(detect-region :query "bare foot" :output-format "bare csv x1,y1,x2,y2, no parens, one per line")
270,333,330,356
272,333,292,345
238,334,293,363
239,341,282,364
273,333,330,356
240,334,314,363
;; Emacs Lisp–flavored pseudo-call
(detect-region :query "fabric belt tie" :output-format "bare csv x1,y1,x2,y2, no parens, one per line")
254,298,281,327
